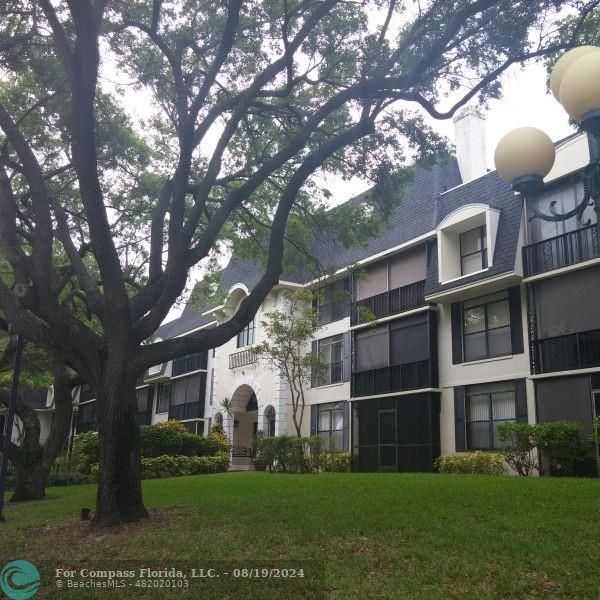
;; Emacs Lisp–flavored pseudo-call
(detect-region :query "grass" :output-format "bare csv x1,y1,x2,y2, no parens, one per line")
1,473,599,599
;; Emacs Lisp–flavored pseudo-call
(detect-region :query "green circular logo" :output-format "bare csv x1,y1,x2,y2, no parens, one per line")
0,561,40,600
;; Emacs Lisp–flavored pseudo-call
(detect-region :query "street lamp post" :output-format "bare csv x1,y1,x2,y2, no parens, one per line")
0,318,24,522
494,47,600,232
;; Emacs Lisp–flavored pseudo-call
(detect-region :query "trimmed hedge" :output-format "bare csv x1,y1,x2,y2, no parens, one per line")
139,426,218,458
435,452,506,475
321,451,351,472
70,425,219,475
90,452,230,481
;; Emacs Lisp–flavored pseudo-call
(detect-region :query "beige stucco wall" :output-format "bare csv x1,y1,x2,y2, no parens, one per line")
437,284,533,455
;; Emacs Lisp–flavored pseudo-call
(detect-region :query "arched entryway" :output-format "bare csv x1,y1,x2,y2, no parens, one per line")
229,384,259,468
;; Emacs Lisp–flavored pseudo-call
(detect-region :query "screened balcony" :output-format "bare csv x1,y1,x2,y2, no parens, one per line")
532,328,600,374
168,401,203,421
352,360,431,398
523,224,600,277
351,280,426,325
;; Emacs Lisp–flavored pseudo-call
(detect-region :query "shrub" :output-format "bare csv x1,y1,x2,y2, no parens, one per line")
435,452,506,475
321,451,351,472
139,425,219,458
46,472,89,487
139,425,183,457
140,453,230,479
180,432,219,457
70,431,100,474
497,422,538,476
255,435,277,471
208,424,232,454
154,420,188,433
256,435,325,473
533,421,586,477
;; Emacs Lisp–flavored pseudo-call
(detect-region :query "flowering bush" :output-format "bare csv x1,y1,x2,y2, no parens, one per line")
497,422,538,476
208,423,232,454
435,452,506,475
321,451,351,472
154,420,188,433
497,421,587,477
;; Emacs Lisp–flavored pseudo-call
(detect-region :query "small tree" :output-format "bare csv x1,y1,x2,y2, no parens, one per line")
257,290,322,437
496,422,538,477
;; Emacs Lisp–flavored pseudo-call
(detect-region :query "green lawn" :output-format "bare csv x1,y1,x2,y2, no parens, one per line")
1,473,599,599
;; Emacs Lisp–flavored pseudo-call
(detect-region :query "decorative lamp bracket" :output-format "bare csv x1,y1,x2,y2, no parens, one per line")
527,133,600,227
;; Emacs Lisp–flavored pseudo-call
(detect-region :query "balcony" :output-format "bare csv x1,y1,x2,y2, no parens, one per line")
351,360,431,398
532,328,600,374
523,224,599,277
229,347,258,369
351,280,426,326
168,401,202,421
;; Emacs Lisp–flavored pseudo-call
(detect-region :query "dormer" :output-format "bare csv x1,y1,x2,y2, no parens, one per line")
437,204,501,284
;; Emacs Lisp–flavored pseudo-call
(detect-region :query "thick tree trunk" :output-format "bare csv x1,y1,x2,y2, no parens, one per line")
10,363,74,502
12,461,49,501
93,378,147,526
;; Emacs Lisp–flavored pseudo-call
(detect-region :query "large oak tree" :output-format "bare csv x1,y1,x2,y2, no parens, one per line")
0,0,596,525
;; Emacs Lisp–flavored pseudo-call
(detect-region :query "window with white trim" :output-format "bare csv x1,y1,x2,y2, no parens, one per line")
317,402,345,451
462,290,511,361
237,316,256,348
317,334,344,386
460,225,487,275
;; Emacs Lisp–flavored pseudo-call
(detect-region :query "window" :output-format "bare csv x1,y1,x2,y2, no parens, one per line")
156,382,171,413
171,374,202,406
355,326,389,372
466,382,516,450
237,316,256,348
460,226,487,275
265,405,276,437
462,291,511,361
316,279,350,325
169,373,206,420
317,402,345,451
317,335,344,385
355,314,429,372
76,400,97,433
172,352,207,376
79,384,95,404
136,387,151,413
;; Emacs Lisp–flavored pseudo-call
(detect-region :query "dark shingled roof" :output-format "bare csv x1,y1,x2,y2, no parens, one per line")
310,160,462,271
156,156,525,340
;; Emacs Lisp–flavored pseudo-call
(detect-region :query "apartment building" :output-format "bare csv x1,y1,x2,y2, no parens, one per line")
71,108,600,475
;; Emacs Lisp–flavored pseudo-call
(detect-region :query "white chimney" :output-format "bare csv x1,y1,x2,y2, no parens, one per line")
453,106,487,183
